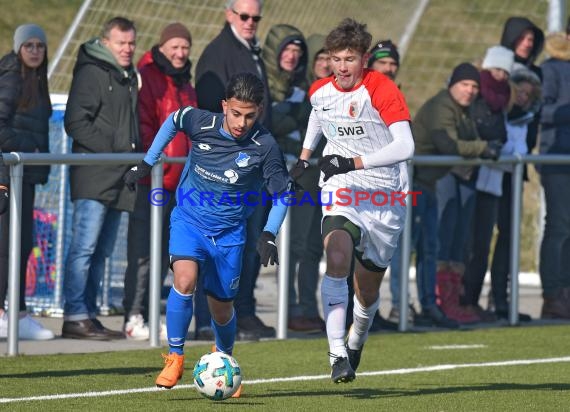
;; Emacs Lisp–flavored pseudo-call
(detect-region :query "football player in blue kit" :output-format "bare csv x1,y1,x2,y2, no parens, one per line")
124,73,291,391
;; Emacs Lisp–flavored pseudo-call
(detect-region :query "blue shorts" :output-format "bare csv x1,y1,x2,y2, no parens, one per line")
169,218,245,301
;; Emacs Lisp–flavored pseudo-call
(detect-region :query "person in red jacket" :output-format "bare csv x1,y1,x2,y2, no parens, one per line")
122,22,197,340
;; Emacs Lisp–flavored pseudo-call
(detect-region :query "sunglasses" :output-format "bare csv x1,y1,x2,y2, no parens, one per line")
22,42,46,52
232,9,262,23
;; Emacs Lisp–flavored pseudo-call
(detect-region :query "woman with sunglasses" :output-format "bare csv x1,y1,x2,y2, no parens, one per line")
0,24,53,340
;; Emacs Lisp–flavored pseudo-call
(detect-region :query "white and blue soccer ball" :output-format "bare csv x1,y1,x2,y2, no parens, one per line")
192,351,242,401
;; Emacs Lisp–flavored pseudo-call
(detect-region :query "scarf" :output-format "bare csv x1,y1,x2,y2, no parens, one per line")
151,45,192,88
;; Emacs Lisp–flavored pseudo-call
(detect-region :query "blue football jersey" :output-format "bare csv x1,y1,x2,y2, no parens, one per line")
145,107,290,237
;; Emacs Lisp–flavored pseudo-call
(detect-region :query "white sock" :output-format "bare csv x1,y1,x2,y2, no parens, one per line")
321,274,348,365
347,295,380,350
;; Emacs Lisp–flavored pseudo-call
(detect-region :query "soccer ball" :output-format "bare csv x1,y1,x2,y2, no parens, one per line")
192,352,242,401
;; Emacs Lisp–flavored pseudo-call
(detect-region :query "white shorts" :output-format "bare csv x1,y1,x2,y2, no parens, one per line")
321,192,406,268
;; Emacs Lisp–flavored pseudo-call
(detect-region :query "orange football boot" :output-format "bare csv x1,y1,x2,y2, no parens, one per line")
155,353,184,389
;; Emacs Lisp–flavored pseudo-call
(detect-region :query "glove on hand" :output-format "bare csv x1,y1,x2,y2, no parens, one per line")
318,154,355,182
123,160,152,191
257,231,278,266
0,186,8,215
480,140,503,161
289,159,310,183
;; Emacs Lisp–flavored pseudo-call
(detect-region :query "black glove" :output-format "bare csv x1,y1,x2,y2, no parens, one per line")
257,231,278,266
318,154,355,182
480,140,502,161
289,159,310,190
123,160,153,191
289,159,310,180
0,186,8,215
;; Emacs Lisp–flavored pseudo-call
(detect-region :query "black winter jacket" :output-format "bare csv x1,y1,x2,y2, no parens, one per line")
195,23,271,128
0,52,51,185
64,38,139,212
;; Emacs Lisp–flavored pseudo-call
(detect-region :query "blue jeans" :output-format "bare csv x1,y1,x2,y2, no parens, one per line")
390,183,438,310
64,199,122,320
436,174,476,263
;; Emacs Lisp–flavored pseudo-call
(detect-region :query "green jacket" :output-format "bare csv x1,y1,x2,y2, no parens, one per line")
64,38,139,212
413,89,487,190
262,24,311,159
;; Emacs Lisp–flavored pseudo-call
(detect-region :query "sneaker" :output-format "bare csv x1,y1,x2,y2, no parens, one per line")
0,313,54,340
156,353,185,389
19,314,55,340
329,353,355,383
210,344,242,398
345,342,364,372
124,314,149,341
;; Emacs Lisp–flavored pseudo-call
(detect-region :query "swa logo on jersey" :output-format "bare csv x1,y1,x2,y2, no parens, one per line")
326,122,367,139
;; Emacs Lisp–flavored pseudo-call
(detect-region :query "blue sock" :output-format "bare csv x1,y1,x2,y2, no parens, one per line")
212,309,236,355
166,287,193,355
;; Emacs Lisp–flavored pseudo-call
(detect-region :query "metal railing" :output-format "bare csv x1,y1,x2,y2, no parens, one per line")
4,152,570,355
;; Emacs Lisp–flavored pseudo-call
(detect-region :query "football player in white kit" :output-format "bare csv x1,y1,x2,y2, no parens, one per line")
291,18,415,383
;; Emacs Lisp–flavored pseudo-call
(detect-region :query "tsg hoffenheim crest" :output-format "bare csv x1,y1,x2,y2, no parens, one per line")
235,152,250,167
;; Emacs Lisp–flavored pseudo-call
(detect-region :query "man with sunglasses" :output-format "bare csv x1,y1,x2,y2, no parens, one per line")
195,0,275,341
196,0,270,125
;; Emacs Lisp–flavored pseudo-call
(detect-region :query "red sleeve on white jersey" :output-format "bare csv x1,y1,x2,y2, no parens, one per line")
308,76,334,99
364,70,411,126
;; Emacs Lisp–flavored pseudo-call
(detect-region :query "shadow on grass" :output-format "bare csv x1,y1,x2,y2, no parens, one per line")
252,382,570,399
0,367,157,379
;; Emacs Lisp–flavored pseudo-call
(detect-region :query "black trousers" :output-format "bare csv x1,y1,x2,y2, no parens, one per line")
463,190,499,306
0,182,35,311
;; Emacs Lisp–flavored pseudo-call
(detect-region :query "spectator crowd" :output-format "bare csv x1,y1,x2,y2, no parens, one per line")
1,0,570,350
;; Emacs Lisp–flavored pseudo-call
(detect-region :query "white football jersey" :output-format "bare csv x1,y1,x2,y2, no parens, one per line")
306,69,411,192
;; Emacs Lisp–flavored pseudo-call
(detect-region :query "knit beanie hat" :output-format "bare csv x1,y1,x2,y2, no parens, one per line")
482,45,514,74
159,22,191,46
368,39,399,67
448,62,480,88
13,23,47,53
